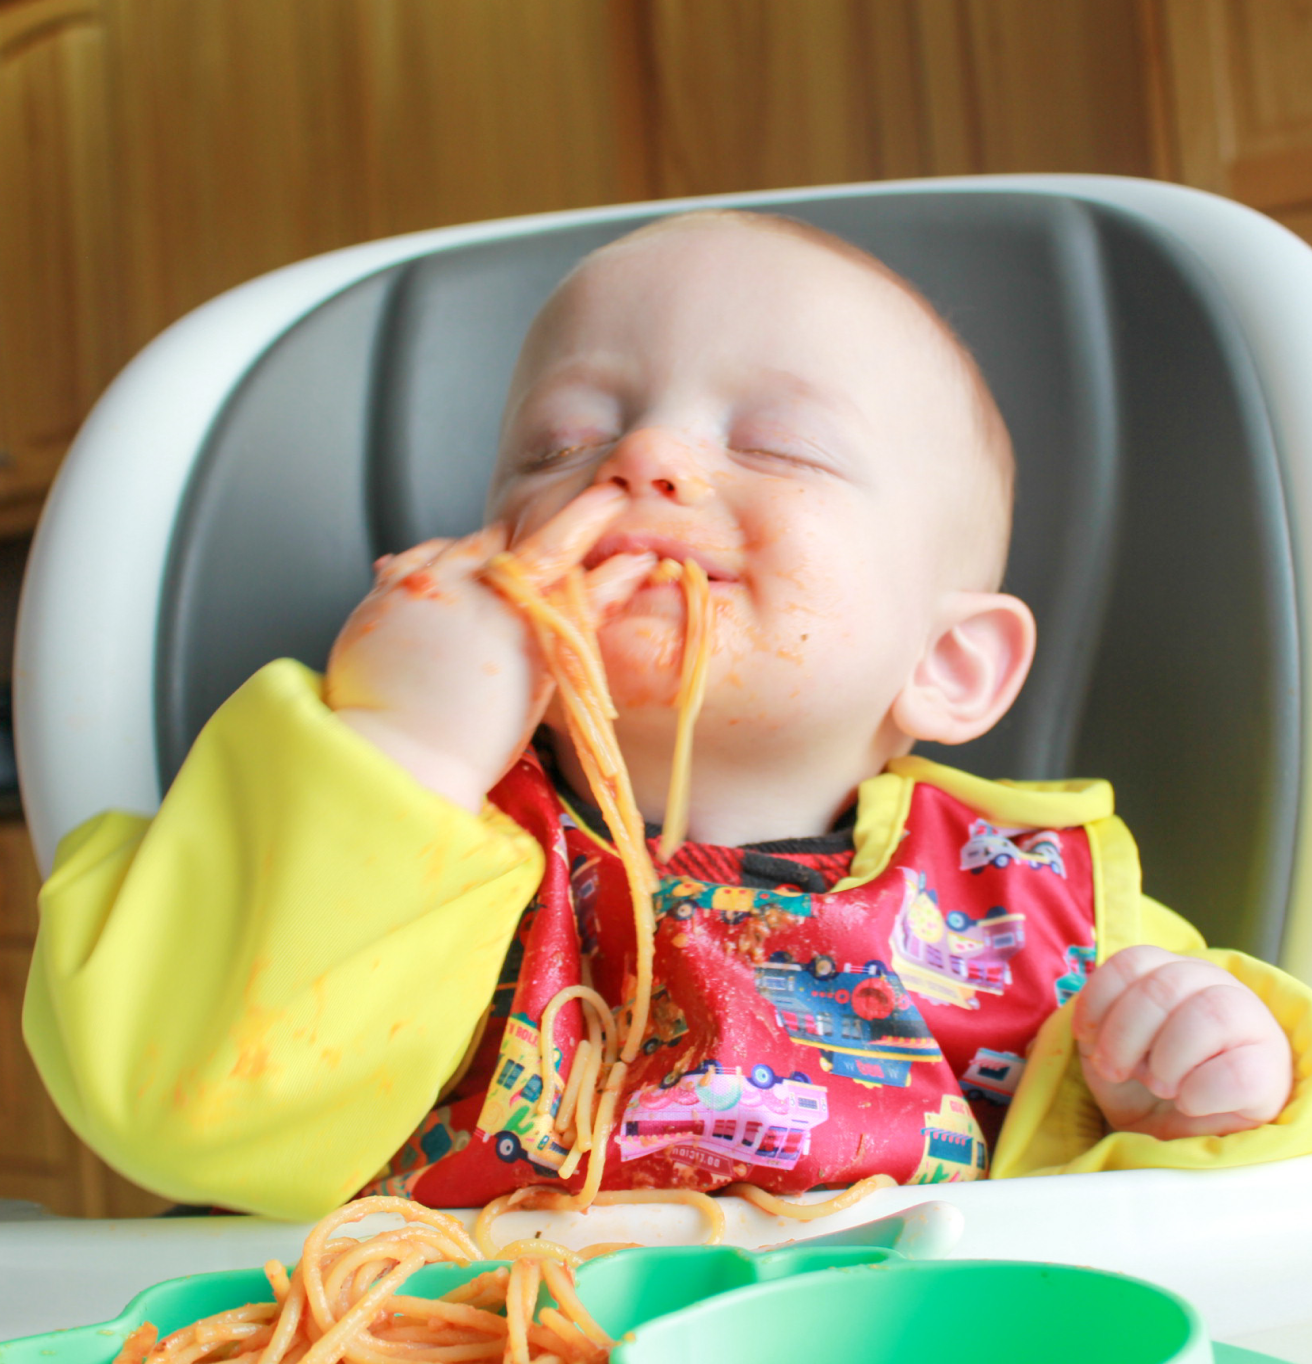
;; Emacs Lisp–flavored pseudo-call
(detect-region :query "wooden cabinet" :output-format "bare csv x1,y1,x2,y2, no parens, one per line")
4,0,1312,540
0,0,119,537
0,0,1166,539
633,0,1155,194
0,820,167,1215
1148,0,1312,239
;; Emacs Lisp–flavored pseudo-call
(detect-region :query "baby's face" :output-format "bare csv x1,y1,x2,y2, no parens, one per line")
490,221,998,751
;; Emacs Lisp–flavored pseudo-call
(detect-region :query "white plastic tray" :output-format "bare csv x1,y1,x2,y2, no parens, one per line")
2,1161,1310,1359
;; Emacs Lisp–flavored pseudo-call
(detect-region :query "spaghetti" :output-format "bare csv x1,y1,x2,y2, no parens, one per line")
481,550,672,1208
725,1174,897,1222
481,545,893,1224
657,558,711,862
481,549,718,1207
112,1197,614,1364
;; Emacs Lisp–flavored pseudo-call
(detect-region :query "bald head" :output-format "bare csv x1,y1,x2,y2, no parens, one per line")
494,208,1017,596
574,209,1016,589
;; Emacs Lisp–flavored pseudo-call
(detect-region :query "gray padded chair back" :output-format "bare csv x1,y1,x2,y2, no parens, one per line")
158,192,1298,960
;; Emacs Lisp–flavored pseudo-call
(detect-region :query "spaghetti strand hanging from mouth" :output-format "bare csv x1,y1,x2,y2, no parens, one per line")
480,550,714,1203
658,558,711,861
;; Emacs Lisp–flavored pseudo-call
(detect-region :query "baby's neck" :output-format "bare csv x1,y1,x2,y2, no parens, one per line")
546,717,905,847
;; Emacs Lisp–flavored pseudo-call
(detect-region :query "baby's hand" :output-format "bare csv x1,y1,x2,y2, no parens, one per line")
1073,945,1292,1139
326,485,654,811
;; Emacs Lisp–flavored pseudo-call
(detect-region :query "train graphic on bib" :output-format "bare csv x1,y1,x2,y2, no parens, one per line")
752,955,942,1088
618,1060,829,1176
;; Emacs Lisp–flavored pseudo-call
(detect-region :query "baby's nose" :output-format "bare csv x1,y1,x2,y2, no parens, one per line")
595,428,712,505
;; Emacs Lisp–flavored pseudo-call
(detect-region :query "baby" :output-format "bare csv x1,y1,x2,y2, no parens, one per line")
24,210,1305,1219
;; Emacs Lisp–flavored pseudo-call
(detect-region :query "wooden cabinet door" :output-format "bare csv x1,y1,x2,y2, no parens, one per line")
0,0,122,537
1150,0,1312,241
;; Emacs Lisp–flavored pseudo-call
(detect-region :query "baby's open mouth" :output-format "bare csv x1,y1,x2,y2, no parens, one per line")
584,531,737,582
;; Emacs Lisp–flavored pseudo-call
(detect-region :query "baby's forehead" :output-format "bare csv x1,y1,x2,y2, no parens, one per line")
567,215,923,321
525,218,958,409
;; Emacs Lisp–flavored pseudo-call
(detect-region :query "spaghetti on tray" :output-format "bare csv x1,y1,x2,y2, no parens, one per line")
112,1196,612,1364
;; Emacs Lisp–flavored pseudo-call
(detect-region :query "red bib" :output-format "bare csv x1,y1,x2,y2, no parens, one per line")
362,754,1097,1205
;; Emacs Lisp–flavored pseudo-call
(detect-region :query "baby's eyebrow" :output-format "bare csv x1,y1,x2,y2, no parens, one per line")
530,356,636,395
742,367,866,422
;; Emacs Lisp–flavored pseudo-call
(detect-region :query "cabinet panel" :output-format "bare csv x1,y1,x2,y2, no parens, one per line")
638,0,1153,199
104,0,373,355
0,821,39,942
642,0,895,196
1153,0,1312,235
103,0,630,360
1229,0,1312,139
0,944,69,1168
356,0,627,239
0,0,119,524
961,0,1153,175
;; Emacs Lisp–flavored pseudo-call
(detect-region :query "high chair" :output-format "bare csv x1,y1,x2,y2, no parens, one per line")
16,174,1312,980
9,177,1312,1358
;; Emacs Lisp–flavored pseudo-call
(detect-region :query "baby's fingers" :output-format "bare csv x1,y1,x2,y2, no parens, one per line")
1140,979,1285,1103
584,551,659,620
1079,952,1223,1084
513,485,627,587
373,524,509,595
440,522,510,567
373,537,453,587
1073,944,1176,1043
1175,1041,1292,1123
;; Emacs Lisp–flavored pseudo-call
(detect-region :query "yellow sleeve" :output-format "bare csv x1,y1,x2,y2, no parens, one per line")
992,890,1312,1178
22,659,543,1220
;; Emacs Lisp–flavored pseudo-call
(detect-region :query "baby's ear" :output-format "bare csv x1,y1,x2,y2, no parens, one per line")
891,593,1036,746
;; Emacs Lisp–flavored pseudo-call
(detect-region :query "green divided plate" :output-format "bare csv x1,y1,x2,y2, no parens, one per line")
0,1246,1294,1364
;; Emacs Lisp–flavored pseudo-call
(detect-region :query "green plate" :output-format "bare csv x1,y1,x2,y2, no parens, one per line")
0,1248,1295,1364
0,1245,896,1363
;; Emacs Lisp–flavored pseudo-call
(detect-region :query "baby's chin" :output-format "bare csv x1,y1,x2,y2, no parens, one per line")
597,616,683,710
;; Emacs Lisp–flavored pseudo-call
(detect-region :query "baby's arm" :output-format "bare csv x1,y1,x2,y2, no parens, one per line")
23,660,544,1220
1073,945,1294,1138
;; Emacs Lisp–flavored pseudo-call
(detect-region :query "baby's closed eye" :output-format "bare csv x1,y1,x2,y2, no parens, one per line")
519,436,615,475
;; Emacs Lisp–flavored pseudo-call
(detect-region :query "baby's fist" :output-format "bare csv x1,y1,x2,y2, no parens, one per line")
1074,945,1292,1139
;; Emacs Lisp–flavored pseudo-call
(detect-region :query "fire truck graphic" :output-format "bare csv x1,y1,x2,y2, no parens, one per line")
1054,943,1097,1006
911,1094,989,1183
891,868,1026,1010
960,820,1066,878
618,1061,829,1174
655,877,813,925
474,1012,571,1175
959,1047,1026,1106
752,955,942,1089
